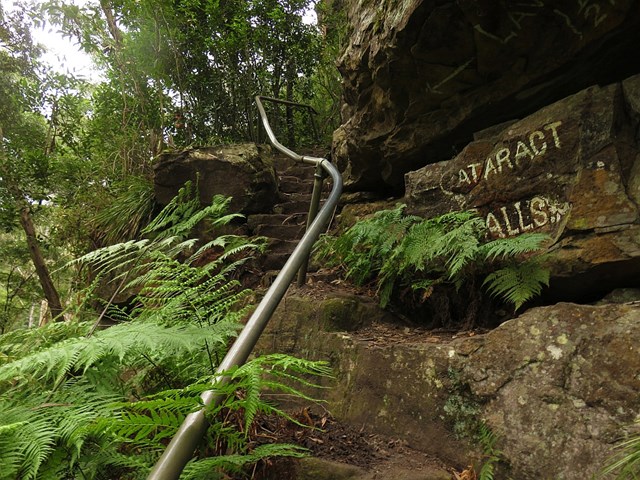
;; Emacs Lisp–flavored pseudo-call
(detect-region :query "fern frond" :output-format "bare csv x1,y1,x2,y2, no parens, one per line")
142,186,242,242
479,458,497,480
241,362,263,433
0,320,92,363
80,446,160,478
0,405,61,480
0,321,238,388
483,260,550,310
476,422,503,480
181,443,308,480
479,232,550,261
427,214,484,278
221,355,333,432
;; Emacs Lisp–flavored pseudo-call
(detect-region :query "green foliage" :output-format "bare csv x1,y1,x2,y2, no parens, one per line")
44,0,323,148
443,369,506,478
0,191,325,478
477,422,504,480
182,443,309,480
483,260,549,311
599,422,640,479
316,204,550,320
141,181,243,242
92,175,156,244
0,321,237,389
0,231,41,333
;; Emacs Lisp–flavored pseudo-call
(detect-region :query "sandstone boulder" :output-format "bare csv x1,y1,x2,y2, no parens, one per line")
153,144,278,214
334,0,640,191
258,289,640,479
404,75,640,299
456,301,640,479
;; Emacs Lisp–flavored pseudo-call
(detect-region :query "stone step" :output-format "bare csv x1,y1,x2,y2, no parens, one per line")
282,165,315,178
267,238,298,253
260,252,292,271
279,191,312,203
279,176,312,194
274,200,314,215
255,223,305,240
247,213,307,232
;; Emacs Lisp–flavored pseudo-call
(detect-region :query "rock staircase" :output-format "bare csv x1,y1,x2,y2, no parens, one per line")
246,151,330,274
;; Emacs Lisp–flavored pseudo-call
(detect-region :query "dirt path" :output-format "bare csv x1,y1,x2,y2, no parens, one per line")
249,408,459,479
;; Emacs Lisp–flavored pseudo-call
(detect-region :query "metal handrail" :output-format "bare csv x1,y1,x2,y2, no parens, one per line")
255,95,319,146
147,97,342,479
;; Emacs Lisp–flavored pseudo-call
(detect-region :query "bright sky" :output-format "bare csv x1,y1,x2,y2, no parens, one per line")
5,0,100,80
5,0,317,82
33,23,100,80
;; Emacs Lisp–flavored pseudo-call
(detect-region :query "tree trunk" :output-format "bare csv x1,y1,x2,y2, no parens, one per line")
285,61,295,148
100,0,124,47
19,206,64,321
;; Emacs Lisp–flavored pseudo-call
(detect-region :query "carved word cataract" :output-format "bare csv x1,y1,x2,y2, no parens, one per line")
458,121,562,186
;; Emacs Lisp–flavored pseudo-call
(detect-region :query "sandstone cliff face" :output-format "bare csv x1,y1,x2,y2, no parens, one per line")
334,0,640,192
316,3,640,476
402,75,640,299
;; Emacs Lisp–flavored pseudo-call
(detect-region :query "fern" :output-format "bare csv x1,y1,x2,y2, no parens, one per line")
181,443,309,480
317,205,550,317
227,354,333,433
479,232,550,261
0,382,119,480
0,185,331,479
0,320,92,362
483,259,550,311
141,182,243,242
0,320,238,389
476,422,504,480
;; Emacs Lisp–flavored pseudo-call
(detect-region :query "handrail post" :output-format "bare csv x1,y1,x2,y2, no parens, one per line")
297,162,325,286
147,97,342,480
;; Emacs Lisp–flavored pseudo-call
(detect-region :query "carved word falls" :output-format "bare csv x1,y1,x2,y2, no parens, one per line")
486,196,571,238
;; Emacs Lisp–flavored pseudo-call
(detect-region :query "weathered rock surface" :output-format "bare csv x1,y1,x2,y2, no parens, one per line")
456,301,640,479
257,288,640,479
257,291,473,468
334,0,640,191
153,143,278,214
404,75,640,299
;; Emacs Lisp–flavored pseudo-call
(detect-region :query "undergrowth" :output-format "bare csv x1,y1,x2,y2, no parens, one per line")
444,369,507,480
0,182,330,479
315,204,550,328
599,419,640,479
